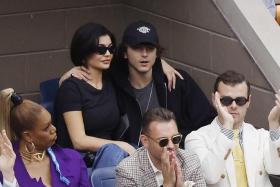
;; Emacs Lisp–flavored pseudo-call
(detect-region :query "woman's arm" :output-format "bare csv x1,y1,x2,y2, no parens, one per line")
161,59,183,91
61,60,183,91
63,111,136,155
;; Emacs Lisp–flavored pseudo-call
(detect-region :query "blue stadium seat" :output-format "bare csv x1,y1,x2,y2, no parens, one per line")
39,78,59,117
91,167,116,187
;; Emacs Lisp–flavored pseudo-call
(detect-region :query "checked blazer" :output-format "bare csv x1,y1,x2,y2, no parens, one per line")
116,147,206,187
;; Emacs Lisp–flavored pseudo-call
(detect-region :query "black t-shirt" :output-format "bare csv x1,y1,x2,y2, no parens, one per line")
54,76,120,148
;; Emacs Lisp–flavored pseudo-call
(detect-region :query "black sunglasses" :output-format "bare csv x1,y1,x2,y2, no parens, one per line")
145,134,182,147
95,45,115,55
220,96,248,106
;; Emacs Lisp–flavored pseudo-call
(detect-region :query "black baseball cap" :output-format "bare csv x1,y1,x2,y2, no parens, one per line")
122,21,159,47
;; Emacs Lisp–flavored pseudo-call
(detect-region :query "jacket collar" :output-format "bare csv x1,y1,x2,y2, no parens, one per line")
212,119,257,187
211,119,237,187
137,148,158,186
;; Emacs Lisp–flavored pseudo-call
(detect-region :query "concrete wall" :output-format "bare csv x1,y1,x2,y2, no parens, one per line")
122,0,275,129
0,0,125,101
0,0,275,129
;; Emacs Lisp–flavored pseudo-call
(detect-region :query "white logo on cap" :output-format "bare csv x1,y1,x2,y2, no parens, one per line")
137,26,150,34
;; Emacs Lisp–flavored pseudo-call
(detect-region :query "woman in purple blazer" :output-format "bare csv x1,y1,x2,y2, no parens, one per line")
0,88,90,187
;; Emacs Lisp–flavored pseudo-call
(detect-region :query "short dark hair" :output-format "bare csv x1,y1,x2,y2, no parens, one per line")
214,70,251,97
142,108,176,135
70,22,116,66
117,42,164,61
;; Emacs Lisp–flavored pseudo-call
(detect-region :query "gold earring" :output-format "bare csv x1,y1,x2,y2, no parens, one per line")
25,142,35,153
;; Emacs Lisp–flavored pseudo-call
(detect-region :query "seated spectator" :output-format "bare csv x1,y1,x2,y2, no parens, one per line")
116,108,206,187
0,130,18,187
59,21,215,150
0,88,90,187
111,20,216,148
185,70,280,187
55,23,136,169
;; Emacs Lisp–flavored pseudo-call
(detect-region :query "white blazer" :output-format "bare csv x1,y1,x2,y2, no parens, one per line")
185,118,280,187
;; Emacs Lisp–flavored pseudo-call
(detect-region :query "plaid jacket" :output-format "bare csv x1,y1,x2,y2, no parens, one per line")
116,147,206,187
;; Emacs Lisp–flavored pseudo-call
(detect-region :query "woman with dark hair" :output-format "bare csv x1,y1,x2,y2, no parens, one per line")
0,88,90,187
55,23,136,168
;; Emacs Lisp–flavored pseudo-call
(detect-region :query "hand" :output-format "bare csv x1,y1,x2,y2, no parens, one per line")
174,158,184,187
59,66,91,86
0,130,16,183
161,59,184,92
268,90,280,130
115,141,136,155
161,147,176,187
214,92,234,129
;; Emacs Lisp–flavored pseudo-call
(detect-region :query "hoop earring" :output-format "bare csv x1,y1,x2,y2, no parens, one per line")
25,142,35,153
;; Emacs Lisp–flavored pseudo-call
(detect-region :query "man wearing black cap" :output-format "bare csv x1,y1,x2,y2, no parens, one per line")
110,20,216,147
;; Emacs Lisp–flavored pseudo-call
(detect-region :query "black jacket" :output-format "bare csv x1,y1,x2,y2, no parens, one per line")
110,57,217,147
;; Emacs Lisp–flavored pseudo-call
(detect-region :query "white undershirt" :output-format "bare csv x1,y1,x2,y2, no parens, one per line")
147,151,163,187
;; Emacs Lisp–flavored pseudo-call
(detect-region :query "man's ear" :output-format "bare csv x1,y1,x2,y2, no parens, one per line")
124,52,128,59
246,94,252,107
140,134,149,148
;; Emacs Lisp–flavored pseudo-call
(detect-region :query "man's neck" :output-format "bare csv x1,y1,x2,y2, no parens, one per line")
147,151,162,171
233,123,242,130
217,116,242,130
128,68,153,89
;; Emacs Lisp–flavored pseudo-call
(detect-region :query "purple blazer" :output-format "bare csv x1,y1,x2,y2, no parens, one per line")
5,142,91,187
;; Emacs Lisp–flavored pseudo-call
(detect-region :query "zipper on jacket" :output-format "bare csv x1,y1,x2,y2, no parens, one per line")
118,115,130,139
164,83,167,108
136,99,143,147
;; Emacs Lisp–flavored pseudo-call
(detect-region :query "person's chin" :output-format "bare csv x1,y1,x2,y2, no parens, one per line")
100,64,111,69
137,67,152,73
49,136,57,147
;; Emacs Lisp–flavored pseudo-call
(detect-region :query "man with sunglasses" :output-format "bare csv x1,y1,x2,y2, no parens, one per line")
185,70,280,187
116,108,206,187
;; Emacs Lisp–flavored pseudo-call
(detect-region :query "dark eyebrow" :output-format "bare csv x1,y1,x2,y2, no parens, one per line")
97,43,113,47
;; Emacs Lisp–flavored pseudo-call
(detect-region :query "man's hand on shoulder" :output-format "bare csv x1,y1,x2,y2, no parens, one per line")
59,66,91,86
